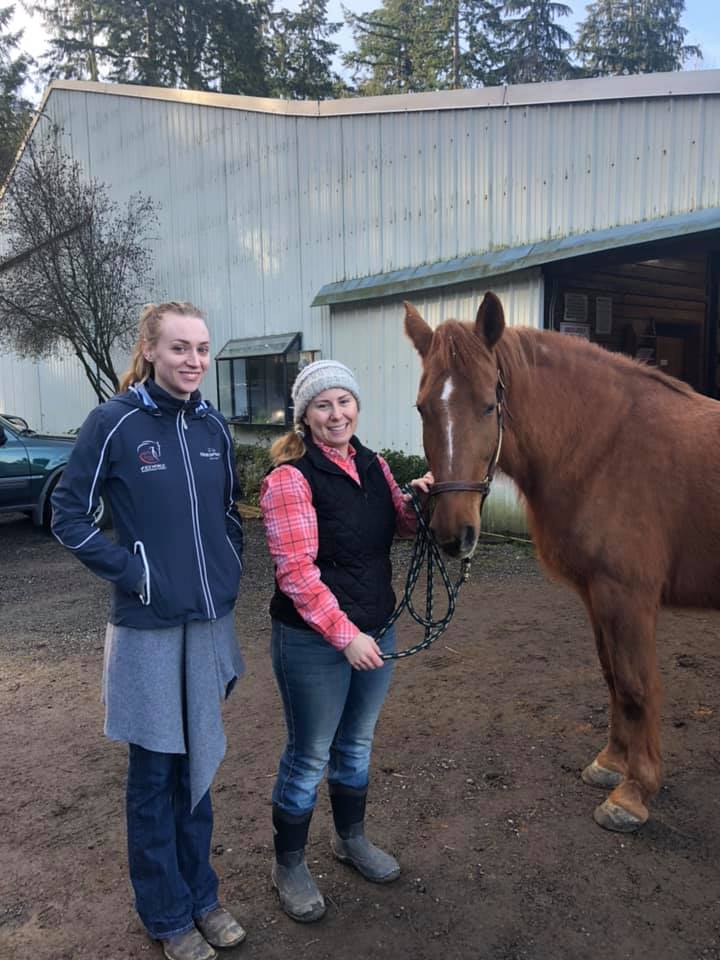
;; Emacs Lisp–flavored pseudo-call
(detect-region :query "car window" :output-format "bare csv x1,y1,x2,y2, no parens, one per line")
0,417,18,439
0,416,31,436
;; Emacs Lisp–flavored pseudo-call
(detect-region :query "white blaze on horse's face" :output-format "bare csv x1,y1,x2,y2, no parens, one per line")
440,376,455,469
404,292,507,561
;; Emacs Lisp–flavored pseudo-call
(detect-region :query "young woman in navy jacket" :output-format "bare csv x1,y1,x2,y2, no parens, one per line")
52,302,246,960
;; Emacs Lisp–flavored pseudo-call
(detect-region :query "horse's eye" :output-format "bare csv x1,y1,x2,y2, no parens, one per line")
415,403,425,418
483,403,496,417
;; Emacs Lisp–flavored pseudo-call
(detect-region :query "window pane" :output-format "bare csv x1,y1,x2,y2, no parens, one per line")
286,357,299,421
232,359,249,421
248,356,287,425
217,361,232,417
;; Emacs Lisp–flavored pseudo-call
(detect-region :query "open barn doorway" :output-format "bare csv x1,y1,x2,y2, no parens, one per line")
544,235,720,397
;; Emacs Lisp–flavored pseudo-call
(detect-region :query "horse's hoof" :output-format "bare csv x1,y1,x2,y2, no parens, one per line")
593,799,647,833
581,759,624,789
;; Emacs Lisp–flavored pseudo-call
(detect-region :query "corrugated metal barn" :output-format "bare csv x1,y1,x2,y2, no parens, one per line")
2,70,720,531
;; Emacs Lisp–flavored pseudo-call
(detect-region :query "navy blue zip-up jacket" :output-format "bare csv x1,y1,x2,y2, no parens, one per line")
51,379,244,628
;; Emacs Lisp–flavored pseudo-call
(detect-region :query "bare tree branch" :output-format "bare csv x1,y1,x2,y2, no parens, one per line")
0,121,158,401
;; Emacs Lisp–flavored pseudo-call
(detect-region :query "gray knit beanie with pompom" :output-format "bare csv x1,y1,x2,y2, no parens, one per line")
291,360,361,430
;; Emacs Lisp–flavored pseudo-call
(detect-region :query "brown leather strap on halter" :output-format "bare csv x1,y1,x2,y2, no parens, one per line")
430,480,491,496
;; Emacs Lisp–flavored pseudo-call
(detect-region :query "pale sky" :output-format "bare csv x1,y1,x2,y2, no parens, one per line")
10,0,720,97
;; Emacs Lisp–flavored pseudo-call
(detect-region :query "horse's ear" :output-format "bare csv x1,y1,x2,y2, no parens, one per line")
475,291,505,348
404,301,433,358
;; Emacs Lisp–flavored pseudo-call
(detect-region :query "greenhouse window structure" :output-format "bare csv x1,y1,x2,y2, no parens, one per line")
216,333,301,426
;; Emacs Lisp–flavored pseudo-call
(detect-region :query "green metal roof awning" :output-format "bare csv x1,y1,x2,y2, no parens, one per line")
216,332,300,360
312,207,720,308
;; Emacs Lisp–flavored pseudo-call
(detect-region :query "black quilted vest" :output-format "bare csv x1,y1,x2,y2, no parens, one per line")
269,435,397,633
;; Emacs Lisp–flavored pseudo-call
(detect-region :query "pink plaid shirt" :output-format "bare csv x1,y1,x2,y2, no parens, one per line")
260,441,417,649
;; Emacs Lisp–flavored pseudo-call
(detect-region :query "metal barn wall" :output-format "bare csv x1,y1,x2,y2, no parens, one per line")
46,83,720,306
330,270,544,534
0,350,99,434
4,74,720,432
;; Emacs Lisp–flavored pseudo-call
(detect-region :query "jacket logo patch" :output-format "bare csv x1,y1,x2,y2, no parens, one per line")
137,440,167,473
200,447,221,460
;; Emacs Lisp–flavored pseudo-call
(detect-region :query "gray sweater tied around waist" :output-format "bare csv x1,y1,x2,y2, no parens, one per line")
102,612,244,810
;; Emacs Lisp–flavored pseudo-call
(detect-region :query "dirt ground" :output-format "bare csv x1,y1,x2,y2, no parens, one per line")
1,513,719,960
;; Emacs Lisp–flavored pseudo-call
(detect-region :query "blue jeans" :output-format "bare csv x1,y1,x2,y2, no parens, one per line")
126,744,219,940
271,619,396,817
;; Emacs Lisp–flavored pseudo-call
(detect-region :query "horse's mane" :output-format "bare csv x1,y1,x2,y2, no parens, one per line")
432,320,697,400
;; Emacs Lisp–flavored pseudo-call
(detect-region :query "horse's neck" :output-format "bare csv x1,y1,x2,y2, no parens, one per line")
497,328,619,498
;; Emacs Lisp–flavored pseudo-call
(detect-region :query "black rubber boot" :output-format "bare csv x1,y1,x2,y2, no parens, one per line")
329,783,400,883
271,804,326,923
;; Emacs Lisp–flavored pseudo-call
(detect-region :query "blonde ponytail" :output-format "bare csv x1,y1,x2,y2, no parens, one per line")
118,300,205,393
270,429,306,466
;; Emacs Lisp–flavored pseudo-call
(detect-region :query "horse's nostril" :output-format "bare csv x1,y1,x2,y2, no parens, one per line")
460,525,477,552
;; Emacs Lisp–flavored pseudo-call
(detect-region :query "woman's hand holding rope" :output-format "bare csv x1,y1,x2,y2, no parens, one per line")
343,632,384,670
404,471,435,502
344,471,435,671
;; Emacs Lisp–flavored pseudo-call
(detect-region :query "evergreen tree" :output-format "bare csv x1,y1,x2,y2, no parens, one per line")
576,0,701,76
101,0,173,86
343,0,425,95
102,0,217,89
28,0,270,94
502,0,574,83
0,4,32,182
462,0,507,86
413,0,490,89
206,0,269,95
267,0,341,100
343,0,505,94
25,0,108,80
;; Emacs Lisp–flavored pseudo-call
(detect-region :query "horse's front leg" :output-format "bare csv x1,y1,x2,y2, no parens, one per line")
585,579,662,832
580,613,627,790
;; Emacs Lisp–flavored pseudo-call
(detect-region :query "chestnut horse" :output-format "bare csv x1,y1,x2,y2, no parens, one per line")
405,291,720,833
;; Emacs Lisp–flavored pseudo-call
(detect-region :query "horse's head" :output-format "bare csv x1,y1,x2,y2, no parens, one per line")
405,292,506,558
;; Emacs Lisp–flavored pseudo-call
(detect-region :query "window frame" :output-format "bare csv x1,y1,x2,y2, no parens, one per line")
215,333,302,427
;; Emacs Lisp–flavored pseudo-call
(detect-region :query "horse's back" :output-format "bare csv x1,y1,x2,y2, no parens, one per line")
531,387,720,610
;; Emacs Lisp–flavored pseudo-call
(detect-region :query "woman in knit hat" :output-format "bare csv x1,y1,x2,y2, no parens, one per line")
260,359,433,923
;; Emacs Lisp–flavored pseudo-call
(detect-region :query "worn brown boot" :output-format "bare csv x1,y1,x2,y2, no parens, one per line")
196,906,246,948
162,927,216,960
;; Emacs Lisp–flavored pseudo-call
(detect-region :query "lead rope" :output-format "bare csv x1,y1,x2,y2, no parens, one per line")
376,369,505,661
377,485,474,661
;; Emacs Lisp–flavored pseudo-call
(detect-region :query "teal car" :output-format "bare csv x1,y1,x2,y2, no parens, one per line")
0,413,109,528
